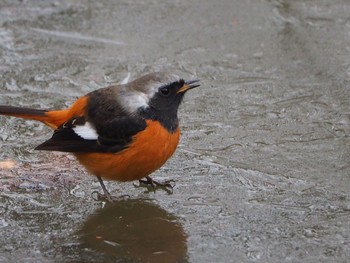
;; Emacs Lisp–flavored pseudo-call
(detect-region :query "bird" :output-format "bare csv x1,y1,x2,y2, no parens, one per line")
0,72,200,201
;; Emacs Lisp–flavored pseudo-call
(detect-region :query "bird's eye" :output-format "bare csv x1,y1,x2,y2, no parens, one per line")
159,87,171,97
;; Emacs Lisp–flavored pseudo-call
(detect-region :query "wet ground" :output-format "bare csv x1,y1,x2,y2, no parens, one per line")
0,0,349,262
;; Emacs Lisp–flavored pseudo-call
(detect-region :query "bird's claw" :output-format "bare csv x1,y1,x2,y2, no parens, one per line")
134,176,175,194
91,191,130,202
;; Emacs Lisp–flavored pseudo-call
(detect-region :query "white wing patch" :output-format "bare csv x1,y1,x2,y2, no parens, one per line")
73,122,99,140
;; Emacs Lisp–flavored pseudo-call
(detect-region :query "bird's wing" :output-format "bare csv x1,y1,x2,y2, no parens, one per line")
35,115,146,153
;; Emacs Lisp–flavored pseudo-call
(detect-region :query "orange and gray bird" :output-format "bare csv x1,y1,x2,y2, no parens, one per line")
0,72,200,201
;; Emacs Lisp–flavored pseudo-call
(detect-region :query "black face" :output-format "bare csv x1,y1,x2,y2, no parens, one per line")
149,79,186,112
139,79,196,133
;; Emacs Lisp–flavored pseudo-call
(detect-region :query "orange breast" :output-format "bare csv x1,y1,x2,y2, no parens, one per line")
75,120,180,181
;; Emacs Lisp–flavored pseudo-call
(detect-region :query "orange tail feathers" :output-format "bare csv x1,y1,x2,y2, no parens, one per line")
0,105,65,129
0,96,88,130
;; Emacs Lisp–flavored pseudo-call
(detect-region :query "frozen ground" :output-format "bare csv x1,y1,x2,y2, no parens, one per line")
0,0,349,262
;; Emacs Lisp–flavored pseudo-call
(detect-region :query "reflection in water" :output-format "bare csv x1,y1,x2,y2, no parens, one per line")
79,199,187,263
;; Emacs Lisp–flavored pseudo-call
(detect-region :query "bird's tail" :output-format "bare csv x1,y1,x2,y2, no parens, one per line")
0,96,88,130
0,105,69,130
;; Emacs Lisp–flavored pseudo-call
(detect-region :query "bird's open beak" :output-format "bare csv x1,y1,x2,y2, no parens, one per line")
177,79,200,94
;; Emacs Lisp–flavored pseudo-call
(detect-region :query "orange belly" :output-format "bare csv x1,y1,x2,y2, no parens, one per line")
74,120,180,181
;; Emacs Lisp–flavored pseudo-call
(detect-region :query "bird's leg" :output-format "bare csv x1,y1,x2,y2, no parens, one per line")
138,176,175,193
92,177,130,202
93,176,113,202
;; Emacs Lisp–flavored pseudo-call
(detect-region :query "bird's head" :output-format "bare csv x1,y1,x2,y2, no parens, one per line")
119,72,200,113
118,72,200,131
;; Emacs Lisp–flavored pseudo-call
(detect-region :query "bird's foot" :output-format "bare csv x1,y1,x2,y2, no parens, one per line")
135,176,175,194
91,191,130,202
93,176,129,202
